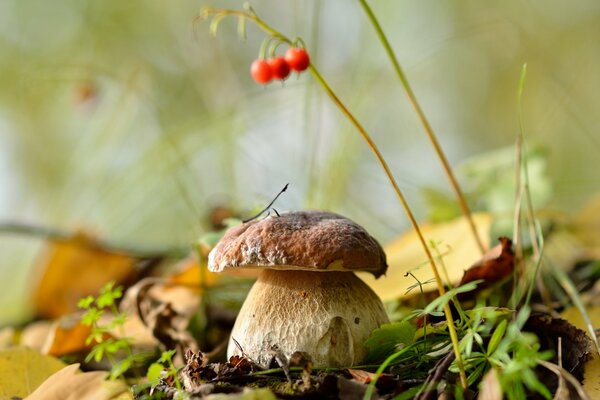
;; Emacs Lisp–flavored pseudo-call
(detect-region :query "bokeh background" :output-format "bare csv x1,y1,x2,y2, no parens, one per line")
1,0,599,323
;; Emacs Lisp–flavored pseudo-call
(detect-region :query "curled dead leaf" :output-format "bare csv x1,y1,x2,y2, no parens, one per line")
459,237,514,287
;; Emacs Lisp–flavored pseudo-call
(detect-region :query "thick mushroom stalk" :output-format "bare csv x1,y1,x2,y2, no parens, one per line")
229,269,389,367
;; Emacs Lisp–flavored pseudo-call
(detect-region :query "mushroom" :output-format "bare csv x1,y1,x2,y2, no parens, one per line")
208,210,389,368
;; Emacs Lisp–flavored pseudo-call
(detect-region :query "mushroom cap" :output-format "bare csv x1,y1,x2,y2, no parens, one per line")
208,210,388,278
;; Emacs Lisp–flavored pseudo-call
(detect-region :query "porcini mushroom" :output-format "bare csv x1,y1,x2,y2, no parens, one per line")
208,210,389,368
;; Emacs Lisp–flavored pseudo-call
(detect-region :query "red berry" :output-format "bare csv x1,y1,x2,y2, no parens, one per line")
250,59,273,84
284,47,310,72
267,57,291,80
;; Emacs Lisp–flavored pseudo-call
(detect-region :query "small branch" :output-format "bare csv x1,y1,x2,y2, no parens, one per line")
0,221,187,259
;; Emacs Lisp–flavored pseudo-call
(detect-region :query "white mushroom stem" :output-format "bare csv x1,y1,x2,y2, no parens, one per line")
228,269,390,368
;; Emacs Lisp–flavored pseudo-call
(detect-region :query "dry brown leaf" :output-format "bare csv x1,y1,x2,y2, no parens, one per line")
359,213,492,301
0,347,66,398
25,363,129,400
31,232,140,319
459,237,514,287
346,368,383,385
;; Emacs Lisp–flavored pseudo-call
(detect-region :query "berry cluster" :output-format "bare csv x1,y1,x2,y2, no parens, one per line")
250,47,310,84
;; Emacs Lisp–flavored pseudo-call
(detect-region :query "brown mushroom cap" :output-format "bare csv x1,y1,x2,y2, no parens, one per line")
208,210,387,277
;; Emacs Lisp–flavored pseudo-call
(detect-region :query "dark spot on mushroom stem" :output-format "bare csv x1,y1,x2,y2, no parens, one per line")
330,334,337,346
354,317,360,324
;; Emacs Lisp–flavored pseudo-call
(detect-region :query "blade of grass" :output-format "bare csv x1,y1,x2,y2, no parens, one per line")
358,0,485,258
548,259,600,354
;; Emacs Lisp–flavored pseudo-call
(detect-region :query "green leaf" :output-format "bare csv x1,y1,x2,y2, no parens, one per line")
81,308,103,326
110,358,133,380
77,296,95,309
423,281,482,314
487,319,507,356
364,321,416,362
158,349,177,364
147,363,164,385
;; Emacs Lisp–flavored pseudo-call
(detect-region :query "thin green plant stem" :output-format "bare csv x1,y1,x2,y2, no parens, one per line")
201,5,467,389
308,45,468,394
358,0,485,258
523,221,544,308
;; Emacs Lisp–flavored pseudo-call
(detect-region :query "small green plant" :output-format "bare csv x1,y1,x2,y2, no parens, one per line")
78,281,144,380
147,349,182,391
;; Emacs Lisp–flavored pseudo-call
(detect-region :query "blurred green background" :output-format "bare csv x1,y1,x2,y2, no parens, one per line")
0,0,599,323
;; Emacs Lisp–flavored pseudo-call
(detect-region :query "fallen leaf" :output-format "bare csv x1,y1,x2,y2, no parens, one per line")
31,232,141,319
359,213,492,301
20,320,53,351
459,237,514,287
167,256,220,292
26,363,129,400
560,306,600,397
524,314,593,383
582,352,600,398
479,368,502,400
0,347,66,398
44,316,97,357
571,193,600,260
345,369,394,388
560,305,600,334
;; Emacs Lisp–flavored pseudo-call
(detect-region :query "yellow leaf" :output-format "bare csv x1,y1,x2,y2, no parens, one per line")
25,363,129,400
582,353,600,398
0,347,66,398
167,256,220,291
31,232,139,319
359,213,492,301
44,318,95,357
167,255,259,291
561,305,600,332
571,193,600,260
561,305,600,398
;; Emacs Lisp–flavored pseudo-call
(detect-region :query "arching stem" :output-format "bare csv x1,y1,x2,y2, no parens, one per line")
358,0,485,258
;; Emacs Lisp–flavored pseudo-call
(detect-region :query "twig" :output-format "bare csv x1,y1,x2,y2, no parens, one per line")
243,183,289,223
415,351,456,400
0,221,186,259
